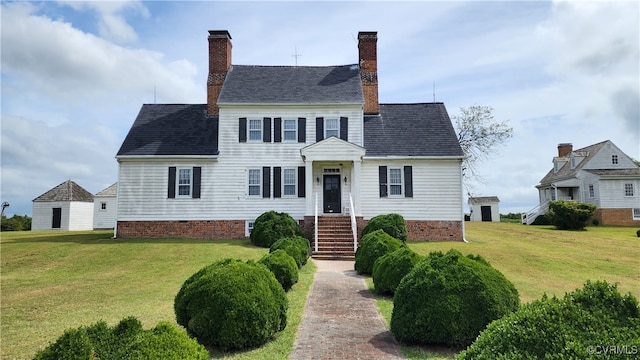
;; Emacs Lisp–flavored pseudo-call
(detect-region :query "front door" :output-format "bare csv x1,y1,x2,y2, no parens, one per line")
323,175,341,213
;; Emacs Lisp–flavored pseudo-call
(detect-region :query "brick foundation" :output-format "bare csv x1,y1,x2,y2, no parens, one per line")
116,220,246,239
595,208,640,226
358,218,463,242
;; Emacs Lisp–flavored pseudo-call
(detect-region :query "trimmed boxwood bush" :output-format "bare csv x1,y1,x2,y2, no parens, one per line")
531,213,551,225
457,281,640,359
547,200,596,230
354,229,404,275
174,259,287,351
34,316,208,360
259,249,299,291
391,249,520,348
250,211,303,248
372,247,422,295
270,236,310,268
636,229,640,237
361,213,407,241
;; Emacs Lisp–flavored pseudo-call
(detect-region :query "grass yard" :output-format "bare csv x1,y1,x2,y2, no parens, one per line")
2,223,639,359
368,221,640,359
0,231,315,360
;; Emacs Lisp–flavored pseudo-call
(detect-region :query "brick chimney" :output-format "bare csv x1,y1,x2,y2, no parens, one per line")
557,143,573,157
207,30,232,116
358,31,379,115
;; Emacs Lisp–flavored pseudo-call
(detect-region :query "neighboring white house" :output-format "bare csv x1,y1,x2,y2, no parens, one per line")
32,180,94,231
524,141,640,226
115,30,465,241
468,196,500,222
93,183,117,229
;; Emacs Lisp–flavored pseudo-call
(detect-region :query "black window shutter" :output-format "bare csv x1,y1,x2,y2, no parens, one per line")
298,166,306,198
316,117,324,142
273,167,282,198
239,118,247,142
274,118,282,143
263,117,271,142
340,117,348,141
404,166,413,198
298,117,306,143
168,167,176,198
262,167,270,198
192,167,202,199
379,166,388,198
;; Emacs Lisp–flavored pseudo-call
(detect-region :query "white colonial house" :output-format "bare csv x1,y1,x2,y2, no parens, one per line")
93,183,117,229
524,141,640,226
32,180,94,231
115,30,465,252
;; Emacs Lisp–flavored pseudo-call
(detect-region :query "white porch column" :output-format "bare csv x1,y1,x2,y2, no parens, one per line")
352,159,362,216
305,160,314,215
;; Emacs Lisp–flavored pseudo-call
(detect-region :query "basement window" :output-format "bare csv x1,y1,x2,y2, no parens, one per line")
633,208,640,220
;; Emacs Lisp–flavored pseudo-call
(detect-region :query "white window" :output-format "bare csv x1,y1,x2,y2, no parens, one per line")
248,169,261,196
612,155,619,165
283,119,297,141
283,168,297,196
177,168,192,197
633,208,640,220
100,202,107,210
389,168,403,196
246,220,255,236
325,118,339,138
624,183,634,197
248,119,262,141
588,184,595,198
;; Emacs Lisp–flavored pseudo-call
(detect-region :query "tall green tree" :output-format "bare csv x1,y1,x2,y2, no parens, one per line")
454,105,513,191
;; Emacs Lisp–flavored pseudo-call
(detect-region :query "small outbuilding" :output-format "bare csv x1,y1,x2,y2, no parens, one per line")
468,196,500,222
93,183,117,230
32,180,94,230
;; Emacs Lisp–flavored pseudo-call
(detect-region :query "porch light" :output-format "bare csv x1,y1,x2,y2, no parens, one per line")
344,176,348,184
316,177,320,184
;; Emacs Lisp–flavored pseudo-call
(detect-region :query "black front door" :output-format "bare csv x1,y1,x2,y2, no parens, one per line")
52,207,62,228
323,175,341,213
480,206,492,222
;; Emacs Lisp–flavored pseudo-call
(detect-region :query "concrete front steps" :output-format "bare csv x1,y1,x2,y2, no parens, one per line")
312,216,357,260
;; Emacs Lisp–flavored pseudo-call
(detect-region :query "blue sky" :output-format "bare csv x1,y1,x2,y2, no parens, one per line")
2,0,639,217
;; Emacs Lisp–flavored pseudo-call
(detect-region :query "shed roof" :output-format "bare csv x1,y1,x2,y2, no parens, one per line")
33,180,94,202
468,196,500,204
95,183,117,197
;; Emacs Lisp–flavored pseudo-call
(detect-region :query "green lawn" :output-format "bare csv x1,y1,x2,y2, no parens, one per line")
0,231,315,360
2,223,639,359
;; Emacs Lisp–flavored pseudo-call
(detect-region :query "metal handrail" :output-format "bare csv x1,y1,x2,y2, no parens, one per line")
314,192,318,252
349,193,357,252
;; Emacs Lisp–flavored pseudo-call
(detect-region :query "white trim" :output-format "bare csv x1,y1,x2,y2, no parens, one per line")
116,155,218,161
283,168,297,197
176,167,193,198
364,155,465,160
248,118,262,141
247,168,262,196
283,118,298,142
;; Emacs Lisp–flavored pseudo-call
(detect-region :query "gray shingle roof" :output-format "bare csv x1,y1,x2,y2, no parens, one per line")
95,183,117,197
33,180,94,202
117,104,219,156
468,196,500,204
217,65,364,104
363,103,464,157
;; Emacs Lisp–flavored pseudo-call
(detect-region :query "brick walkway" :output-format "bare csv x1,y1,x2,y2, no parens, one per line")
289,259,405,359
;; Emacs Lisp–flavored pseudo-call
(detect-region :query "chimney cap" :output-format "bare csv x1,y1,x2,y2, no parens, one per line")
358,31,377,38
208,30,232,39
557,142,572,147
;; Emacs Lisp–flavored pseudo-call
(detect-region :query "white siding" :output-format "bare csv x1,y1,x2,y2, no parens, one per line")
360,159,463,221
583,142,637,170
32,201,93,230
598,179,640,209
93,196,117,229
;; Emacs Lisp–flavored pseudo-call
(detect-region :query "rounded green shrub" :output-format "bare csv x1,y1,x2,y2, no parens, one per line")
636,229,640,237
547,200,596,230
391,249,520,348
34,317,209,360
250,211,303,248
457,281,640,359
259,249,299,291
361,213,407,241
531,213,551,225
372,247,422,295
270,236,310,268
174,259,287,351
354,229,404,275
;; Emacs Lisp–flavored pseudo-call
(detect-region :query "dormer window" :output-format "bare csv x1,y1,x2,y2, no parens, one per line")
611,155,618,165
570,156,576,169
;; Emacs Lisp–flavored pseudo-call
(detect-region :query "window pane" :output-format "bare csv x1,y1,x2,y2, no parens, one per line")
178,169,191,196
284,120,297,140
248,169,261,196
325,119,339,138
625,183,634,196
390,185,402,195
389,168,402,195
284,169,296,195
249,119,261,141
